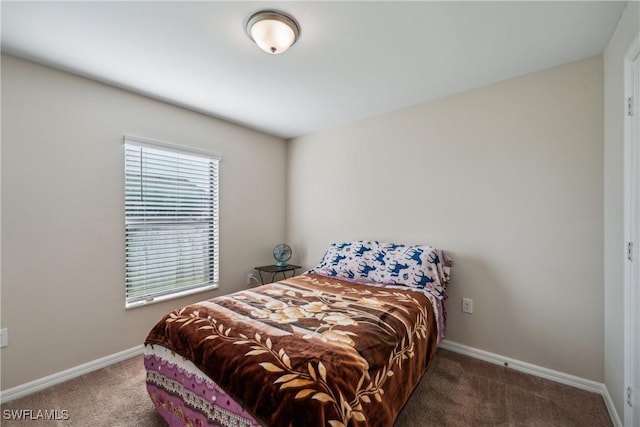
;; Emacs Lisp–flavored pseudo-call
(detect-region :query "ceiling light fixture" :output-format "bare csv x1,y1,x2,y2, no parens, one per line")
246,10,299,55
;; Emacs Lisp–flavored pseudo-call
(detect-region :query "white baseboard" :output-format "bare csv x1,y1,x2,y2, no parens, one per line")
601,385,623,427
0,345,144,404
439,339,622,427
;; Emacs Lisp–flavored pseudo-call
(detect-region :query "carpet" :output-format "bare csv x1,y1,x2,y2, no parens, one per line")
0,348,612,426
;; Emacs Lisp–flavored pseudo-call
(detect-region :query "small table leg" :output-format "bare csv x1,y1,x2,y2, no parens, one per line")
254,267,300,285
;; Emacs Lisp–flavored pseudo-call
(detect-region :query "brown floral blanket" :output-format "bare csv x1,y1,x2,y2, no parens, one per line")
145,273,439,427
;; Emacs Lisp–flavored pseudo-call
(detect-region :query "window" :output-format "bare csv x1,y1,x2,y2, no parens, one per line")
124,136,219,307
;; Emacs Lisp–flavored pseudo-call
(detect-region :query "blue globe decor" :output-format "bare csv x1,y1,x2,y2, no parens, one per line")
273,244,292,267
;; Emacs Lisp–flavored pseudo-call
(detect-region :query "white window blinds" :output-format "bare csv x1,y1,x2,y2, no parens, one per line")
124,136,220,306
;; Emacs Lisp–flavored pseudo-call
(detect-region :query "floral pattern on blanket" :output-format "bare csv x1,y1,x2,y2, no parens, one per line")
146,273,439,427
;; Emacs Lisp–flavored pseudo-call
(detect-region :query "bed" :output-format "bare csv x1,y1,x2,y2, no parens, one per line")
144,241,451,427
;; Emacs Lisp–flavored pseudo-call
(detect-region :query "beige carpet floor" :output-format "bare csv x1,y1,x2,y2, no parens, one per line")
0,348,612,426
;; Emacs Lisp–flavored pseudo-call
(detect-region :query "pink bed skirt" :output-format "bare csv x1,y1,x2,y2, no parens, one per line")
144,345,261,427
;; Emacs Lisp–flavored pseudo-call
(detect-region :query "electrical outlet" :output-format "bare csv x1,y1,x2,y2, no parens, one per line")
462,298,473,314
0,328,8,348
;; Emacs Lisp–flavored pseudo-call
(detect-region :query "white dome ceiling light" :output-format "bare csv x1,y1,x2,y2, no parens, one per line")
246,10,299,55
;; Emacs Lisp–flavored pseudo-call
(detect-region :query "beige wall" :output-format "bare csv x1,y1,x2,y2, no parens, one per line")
287,56,604,381
0,54,286,389
603,1,640,421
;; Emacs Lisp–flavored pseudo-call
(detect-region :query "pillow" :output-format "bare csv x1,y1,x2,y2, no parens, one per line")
309,240,381,281
308,240,452,299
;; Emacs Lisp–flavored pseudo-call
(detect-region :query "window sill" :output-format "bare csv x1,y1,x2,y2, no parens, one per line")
125,283,219,310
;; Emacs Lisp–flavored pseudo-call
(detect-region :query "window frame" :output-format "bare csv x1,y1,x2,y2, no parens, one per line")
123,135,220,309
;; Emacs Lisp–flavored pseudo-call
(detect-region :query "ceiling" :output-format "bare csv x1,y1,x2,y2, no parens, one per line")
1,1,628,139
